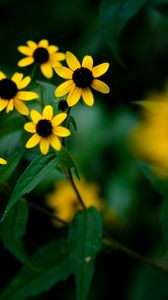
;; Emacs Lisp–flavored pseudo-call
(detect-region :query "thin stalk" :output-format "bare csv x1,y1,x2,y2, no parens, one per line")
67,168,86,209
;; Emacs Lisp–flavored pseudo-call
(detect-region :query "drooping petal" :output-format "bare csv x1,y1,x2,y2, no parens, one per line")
14,99,29,115
55,52,65,61
12,72,24,85
17,76,31,89
92,63,109,78
82,88,94,106
39,39,49,48
42,105,53,120
17,91,39,100
31,109,42,123
40,138,50,155
66,86,82,107
27,40,38,50
91,79,110,94
53,126,71,137
18,57,34,67
40,63,53,79
54,66,73,79
0,99,8,111
52,113,67,126
6,100,14,113
17,46,34,56
82,55,93,70
48,45,59,53
0,158,7,164
24,122,36,133
49,134,61,151
26,134,41,148
0,71,6,80
66,51,81,71
55,80,74,97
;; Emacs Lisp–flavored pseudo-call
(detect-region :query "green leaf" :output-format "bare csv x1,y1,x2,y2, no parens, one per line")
0,239,71,300
0,201,30,265
68,206,103,300
57,146,80,180
100,0,147,63
1,153,58,222
0,149,25,184
35,80,59,110
67,115,77,131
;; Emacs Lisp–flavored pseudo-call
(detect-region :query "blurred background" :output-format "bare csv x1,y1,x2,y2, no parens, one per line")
1,0,168,299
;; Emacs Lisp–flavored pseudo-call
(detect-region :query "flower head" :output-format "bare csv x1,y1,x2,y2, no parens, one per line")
55,51,110,107
0,157,7,164
46,177,103,225
129,89,168,177
24,105,70,155
18,39,65,79
0,72,38,115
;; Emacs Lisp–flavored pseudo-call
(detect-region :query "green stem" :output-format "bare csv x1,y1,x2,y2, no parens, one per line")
67,168,86,210
30,63,38,81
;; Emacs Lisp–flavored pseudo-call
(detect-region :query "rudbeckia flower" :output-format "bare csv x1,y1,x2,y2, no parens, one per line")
55,51,110,107
0,72,38,115
24,105,70,155
17,39,65,79
0,157,7,164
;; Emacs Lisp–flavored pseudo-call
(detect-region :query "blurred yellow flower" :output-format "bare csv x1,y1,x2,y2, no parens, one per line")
0,157,7,164
24,105,70,155
55,51,110,107
46,177,104,225
0,72,38,115
129,88,168,176
18,39,65,79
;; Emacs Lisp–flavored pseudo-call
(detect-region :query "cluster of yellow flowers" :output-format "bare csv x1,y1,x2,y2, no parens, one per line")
0,39,110,162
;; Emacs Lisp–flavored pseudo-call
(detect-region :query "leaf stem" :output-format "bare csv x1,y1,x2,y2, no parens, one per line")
103,236,168,275
67,168,86,210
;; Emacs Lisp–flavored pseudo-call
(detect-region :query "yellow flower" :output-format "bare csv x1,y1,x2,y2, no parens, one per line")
24,105,70,155
0,72,38,115
0,157,7,164
17,39,65,79
55,51,110,107
46,177,104,226
129,89,168,176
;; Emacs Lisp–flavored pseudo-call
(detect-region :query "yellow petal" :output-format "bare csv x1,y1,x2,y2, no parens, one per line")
54,126,71,137
39,39,49,48
31,109,42,123
92,63,109,78
66,51,81,71
82,88,94,106
14,99,29,115
18,76,31,89
91,79,110,94
54,66,73,79
66,86,82,107
6,100,14,113
27,40,38,49
0,158,7,165
49,134,61,151
17,45,34,56
49,53,65,66
40,138,50,155
0,72,6,80
82,55,93,70
40,63,53,79
24,122,36,133
55,52,65,61
26,134,41,148
11,72,23,85
52,113,67,126
42,105,53,120
48,45,59,53
18,57,34,67
55,80,74,97
17,91,39,100
0,99,7,111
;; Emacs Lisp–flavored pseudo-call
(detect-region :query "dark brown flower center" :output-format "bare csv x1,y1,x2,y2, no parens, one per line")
33,47,49,64
72,67,93,88
36,119,53,137
0,78,18,99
